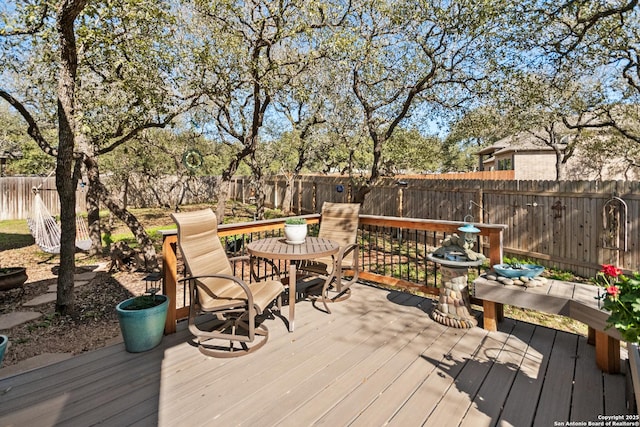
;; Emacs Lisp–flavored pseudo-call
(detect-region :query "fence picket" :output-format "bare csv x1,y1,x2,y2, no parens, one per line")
0,177,87,221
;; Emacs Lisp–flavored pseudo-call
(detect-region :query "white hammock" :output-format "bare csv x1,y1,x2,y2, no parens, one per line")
27,189,92,254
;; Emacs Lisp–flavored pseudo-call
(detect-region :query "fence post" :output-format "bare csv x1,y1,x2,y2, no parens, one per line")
312,181,317,212
297,179,302,214
274,180,278,209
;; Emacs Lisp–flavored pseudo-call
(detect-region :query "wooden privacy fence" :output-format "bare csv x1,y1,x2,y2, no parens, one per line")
0,175,251,220
3,174,639,277
263,176,640,277
0,177,87,221
398,170,515,180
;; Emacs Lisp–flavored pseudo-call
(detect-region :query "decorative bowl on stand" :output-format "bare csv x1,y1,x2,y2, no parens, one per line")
493,263,545,278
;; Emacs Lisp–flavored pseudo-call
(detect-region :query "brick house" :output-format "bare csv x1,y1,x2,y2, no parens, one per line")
477,131,639,181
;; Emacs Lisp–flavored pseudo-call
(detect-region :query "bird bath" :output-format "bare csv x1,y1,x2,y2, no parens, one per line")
427,254,482,329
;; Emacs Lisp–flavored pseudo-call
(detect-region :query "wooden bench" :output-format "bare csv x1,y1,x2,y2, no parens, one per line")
473,275,622,373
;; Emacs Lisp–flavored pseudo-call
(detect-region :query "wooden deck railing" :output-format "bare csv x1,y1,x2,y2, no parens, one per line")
160,214,507,334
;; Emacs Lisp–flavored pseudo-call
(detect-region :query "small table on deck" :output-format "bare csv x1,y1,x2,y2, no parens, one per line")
247,236,339,332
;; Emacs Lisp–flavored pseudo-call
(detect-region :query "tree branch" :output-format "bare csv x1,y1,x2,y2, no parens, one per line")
0,4,50,36
97,95,203,155
0,89,57,157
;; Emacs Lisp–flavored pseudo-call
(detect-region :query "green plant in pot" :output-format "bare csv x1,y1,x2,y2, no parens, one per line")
116,290,169,353
284,217,307,244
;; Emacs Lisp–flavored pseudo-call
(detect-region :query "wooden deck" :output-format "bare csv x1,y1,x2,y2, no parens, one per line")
0,283,632,426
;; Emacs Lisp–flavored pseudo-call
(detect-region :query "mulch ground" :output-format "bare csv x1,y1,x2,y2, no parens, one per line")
0,244,149,369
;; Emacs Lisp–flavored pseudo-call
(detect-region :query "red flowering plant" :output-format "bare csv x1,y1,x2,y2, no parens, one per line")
595,264,640,342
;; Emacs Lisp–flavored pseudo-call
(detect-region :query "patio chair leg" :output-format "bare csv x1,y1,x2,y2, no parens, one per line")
198,324,270,359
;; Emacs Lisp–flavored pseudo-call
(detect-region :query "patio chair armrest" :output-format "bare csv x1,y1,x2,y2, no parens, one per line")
339,242,358,256
336,242,359,267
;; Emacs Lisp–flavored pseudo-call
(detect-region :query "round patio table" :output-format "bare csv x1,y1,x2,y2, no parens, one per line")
247,236,339,332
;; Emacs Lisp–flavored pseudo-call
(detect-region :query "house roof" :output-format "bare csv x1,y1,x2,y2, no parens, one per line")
477,131,568,157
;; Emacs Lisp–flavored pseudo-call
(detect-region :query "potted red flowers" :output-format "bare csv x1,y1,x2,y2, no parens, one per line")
595,264,640,343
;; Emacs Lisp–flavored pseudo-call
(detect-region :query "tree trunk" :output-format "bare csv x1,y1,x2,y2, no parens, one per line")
55,129,77,314
215,179,231,222
86,177,102,256
82,139,102,256
54,0,87,314
98,185,160,272
249,156,267,220
84,155,159,271
122,175,129,209
176,178,188,209
352,183,371,205
216,154,248,222
554,147,565,181
255,185,266,220
281,174,295,214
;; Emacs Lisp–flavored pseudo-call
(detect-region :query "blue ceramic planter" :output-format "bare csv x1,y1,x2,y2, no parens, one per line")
116,295,169,353
0,335,8,367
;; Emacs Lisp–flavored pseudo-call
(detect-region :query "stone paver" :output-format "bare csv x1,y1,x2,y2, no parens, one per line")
92,262,110,272
47,280,91,293
0,311,43,329
74,272,96,281
23,293,57,307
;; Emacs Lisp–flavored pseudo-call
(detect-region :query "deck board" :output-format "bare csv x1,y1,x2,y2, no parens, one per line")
497,325,556,426
534,331,578,425
348,319,450,426
603,364,629,415
230,294,428,426
425,321,516,426
459,319,537,427
168,287,408,424
202,289,413,424
0,282,632,427
571,336,604,421
386,326,489,425
291,298,437,426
